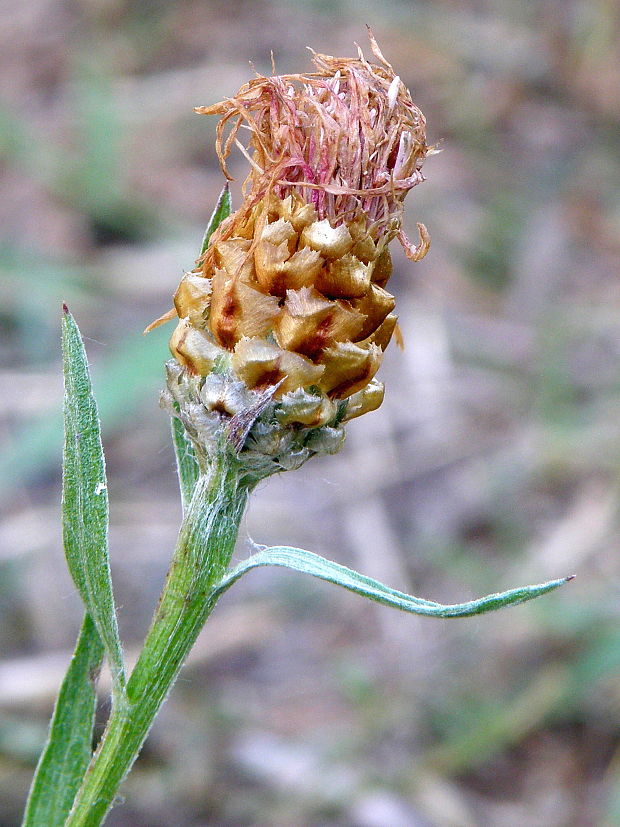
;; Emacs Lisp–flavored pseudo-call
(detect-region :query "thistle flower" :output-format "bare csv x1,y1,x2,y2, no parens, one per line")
164,34,430,476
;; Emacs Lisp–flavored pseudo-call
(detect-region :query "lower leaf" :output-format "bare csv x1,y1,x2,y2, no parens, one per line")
22,614,104,827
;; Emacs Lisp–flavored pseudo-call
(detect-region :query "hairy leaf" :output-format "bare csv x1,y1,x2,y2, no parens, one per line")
22,614,104,827
215,545,572,618
61,306,124,693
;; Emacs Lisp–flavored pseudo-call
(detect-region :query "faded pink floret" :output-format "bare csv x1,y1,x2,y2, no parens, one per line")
195,33,428,253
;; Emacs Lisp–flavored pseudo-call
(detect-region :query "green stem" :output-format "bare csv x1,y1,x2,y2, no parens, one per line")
65,452,252,827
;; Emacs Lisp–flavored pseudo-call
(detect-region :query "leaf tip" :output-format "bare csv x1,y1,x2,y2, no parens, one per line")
62,302,70,314
564,574,577,583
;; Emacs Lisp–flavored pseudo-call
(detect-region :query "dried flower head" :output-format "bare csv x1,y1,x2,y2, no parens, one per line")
164,34,430,474
198,32,428,245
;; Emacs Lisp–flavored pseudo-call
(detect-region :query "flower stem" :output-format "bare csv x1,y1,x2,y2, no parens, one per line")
65,452,252,827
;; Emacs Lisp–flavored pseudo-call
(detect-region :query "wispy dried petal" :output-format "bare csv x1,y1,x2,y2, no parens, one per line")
168,35,430,426
195,37,427,246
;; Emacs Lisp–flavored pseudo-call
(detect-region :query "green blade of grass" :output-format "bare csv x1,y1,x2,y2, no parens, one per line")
61,306,125,696
22,614,104,827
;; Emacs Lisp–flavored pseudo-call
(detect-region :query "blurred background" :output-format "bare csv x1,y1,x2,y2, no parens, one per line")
1,1,620,825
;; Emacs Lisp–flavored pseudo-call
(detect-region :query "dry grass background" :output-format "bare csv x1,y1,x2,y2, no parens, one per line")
1,1,620,825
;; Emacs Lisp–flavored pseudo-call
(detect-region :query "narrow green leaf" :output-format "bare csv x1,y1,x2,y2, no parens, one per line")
171,416,200,512
199,183,232,255
215,546,573,618
22,614,104,827
61,306,125,694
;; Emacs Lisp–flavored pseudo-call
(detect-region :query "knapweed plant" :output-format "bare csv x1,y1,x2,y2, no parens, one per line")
22,35,572,827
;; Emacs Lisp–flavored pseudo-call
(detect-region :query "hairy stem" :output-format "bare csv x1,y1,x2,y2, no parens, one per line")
65,452,252,827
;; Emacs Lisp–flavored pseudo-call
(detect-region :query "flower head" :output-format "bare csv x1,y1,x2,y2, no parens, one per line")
165,35,430,474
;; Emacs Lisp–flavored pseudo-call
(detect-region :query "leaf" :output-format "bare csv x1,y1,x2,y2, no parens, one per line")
61,306,125,695
171,416,200,512
22,614,104,827
215,545,573,618
199,183,232,255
